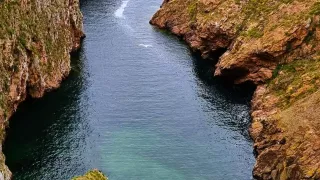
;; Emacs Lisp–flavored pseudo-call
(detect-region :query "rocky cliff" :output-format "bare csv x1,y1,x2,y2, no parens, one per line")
151,0,320,179
0,0,84,179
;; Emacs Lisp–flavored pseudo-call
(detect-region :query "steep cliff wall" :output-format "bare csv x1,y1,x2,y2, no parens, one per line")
151,0,320,179
0,0,84,179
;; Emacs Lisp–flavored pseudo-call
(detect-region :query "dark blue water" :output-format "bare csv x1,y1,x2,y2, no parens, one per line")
4,0,255,179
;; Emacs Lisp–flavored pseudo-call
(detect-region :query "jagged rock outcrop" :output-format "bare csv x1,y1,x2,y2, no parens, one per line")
0,0,84,179
151,0,320,179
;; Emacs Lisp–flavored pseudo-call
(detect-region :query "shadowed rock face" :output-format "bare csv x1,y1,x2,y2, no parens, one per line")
151,0,320,179
0,0,84,178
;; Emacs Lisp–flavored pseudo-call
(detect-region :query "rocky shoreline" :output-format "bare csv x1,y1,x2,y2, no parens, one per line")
151,0,320,179
0,0,84,178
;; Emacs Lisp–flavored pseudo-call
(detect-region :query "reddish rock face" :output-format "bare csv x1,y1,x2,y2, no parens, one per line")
151,0,320,179
150,0,317,85
0,0,84,178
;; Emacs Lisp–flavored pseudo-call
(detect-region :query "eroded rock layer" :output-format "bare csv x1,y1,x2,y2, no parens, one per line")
0,0,84,178
151,0,320,179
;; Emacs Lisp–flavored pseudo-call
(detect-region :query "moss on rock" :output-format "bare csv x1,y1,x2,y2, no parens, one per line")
72,170,108,180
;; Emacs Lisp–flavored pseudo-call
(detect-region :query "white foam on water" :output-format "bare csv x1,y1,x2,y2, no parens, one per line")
115,0,129,18
138,44,153,48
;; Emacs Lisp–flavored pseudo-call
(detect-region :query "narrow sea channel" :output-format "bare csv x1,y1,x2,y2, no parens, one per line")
4,0,255,179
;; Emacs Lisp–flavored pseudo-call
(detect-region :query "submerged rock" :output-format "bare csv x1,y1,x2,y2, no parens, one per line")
72,170,108,180
151,0,320,179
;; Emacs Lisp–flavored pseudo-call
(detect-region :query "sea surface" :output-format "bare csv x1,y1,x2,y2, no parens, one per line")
4,0,255,179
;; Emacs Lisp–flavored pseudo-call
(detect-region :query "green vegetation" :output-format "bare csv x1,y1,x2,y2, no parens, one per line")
72,170,108,180
187,1,198,22
310,2,320,15
242,0,292,21
242,27,264,38
268,58,320,108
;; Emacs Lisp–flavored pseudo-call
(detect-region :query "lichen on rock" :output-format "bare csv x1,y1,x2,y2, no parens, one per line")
0,0,84,178
151,0,320,179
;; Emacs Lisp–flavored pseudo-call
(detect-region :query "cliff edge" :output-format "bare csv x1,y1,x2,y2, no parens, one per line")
151,0,320,179
0,0,84,179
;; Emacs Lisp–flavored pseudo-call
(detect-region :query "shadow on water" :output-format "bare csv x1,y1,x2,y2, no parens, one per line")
3,46,91,180
153,27,256,139
191,53,256,139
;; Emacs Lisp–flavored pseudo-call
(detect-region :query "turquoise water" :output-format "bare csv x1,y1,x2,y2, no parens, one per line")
4,0,255,179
